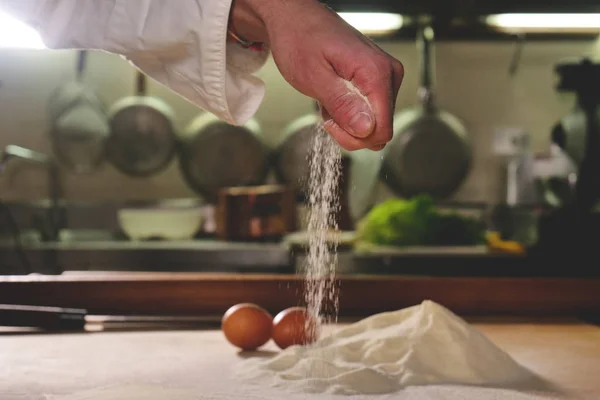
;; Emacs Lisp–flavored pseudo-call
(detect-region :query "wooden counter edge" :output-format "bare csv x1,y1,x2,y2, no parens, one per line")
0,273,599,317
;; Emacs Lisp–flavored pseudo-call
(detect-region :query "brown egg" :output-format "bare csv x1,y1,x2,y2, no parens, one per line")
221,303,273,351
272,307,319,350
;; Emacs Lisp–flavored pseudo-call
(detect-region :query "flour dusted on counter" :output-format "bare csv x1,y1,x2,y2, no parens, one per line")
45,386,200,400
236,301,540,395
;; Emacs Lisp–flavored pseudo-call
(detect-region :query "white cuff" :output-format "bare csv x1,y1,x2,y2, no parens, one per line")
106,0,268,126
1,0,269,126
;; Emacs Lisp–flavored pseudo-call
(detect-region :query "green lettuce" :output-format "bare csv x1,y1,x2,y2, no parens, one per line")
357,195,485,247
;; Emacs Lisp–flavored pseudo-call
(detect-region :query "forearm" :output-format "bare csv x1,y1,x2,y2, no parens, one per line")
229,0,268,44
228,0,327,46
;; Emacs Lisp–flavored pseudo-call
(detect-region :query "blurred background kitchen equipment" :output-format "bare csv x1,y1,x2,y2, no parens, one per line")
216,185,296,242
491,128,577,245
549,58,600,211
274,113,318,198
0,145,64,244
494,129,539,206
382,24,472,199
47,51,110,173
107,71,176,177
532,58,600,258
274,106,381,225
533,144,578,208
117,199,203,241
178,113,270,203
550,67,592,170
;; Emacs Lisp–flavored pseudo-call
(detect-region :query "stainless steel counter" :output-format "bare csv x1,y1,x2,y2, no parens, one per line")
0,239,293,275
0,202,594,278
2,237,596,277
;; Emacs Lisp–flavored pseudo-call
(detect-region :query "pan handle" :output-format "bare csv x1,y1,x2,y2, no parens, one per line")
417,24,435,108
76,50,88,81
136,71,147,96
0,304,87,331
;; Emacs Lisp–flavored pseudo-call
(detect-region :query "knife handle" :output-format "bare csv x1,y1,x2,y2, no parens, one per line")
0,304,87,331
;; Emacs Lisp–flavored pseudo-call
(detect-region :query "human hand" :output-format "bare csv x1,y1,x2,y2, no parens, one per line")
230,0,404,151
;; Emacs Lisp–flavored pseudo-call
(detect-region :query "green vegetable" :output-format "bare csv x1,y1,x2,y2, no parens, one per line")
356,195,485,247
423,212,486,246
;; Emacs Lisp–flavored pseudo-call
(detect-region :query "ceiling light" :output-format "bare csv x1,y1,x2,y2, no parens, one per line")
486,13,600,33
339,12,404,36
0,10,46,49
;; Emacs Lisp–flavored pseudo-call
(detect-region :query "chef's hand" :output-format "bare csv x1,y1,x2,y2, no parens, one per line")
230,0,404,151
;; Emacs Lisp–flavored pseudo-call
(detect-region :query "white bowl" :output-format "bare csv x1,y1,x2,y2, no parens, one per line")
118,199,203,241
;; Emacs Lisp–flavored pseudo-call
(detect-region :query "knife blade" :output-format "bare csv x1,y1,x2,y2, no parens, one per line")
0,304,221,332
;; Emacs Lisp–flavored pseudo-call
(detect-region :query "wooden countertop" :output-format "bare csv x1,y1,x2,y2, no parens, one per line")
0,319,598,399
474,320,600,400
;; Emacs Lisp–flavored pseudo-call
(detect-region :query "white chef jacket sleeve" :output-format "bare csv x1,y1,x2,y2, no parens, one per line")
0,0,269,125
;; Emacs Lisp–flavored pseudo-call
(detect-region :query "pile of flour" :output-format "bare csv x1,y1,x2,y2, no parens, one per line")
236,301,538,395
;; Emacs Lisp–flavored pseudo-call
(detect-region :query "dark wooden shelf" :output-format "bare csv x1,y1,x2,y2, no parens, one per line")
0,273,598,318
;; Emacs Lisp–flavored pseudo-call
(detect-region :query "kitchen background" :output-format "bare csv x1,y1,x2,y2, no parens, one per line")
1,4,600,276
1,40,597,204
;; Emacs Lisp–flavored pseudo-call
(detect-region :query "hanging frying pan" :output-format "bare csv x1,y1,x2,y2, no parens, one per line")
381,24,472,199
177,113,270,202
107,71,177,177
47,50,110,173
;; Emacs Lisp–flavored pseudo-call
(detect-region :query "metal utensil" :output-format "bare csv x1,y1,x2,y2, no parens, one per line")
0,304,220,332
0,146,65,245
382,24,472,199
47,51,110,173
177,113,269,202
107,71,177,177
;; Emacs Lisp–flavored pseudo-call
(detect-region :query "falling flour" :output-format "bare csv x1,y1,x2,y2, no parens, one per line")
236,301,543,396
304,124,342,337
303,80,373,334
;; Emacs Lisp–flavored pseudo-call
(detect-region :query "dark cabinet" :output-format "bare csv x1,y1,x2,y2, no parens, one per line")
324,0,600,40
324,0,600,15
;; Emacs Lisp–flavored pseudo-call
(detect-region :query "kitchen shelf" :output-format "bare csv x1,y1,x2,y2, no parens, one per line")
2,238,597,278
0,240,293,275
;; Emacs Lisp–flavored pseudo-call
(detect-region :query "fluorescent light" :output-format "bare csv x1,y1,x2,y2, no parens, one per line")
486,13,600,33
0,10,46,49
339,12,403,36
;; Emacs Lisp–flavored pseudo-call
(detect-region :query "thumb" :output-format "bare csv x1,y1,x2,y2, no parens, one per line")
316,78,374,139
